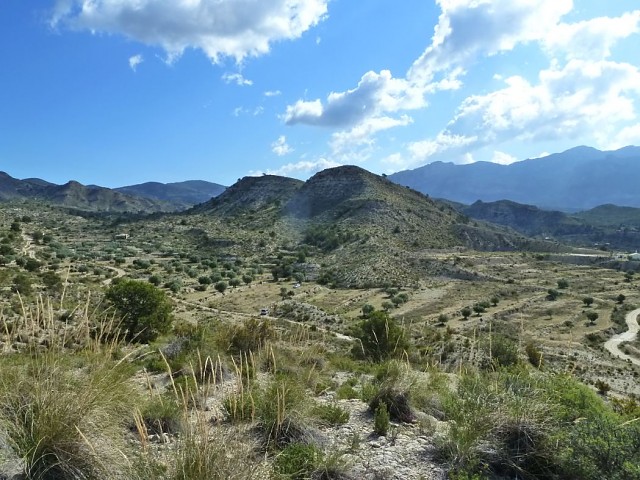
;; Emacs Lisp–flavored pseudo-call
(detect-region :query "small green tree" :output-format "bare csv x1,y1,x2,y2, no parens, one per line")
361,304,375,317
586,311,599,325
583,297,594,307
214,281,227,294
461,307,472,319
105,280,172,343
557,278,569,289
490,296,500,307
616,294,626,304
381,301,395,312
12,274,32,295
374,402,390,436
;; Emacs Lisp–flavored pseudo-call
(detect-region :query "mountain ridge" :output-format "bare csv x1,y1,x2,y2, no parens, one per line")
389,146,640,210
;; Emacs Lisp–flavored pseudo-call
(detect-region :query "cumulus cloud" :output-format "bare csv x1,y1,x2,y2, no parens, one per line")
271,136,293,156
491,150,518,165
407,59,640,164
279,0,640,165
222,72,253,86
51,0,328,63
408,0,573,85
603,123,640,150
128,53,143,72
543,11,640,60
264,90,282,97
284,70,426,127
251,158,341,177
330,115,413,155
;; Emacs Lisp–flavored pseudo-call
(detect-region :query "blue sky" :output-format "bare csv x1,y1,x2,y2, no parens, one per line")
1,0,639,188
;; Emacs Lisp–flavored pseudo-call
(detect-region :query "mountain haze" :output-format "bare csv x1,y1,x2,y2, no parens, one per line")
115,180,226,209
0,172,172,212
389,146,640,210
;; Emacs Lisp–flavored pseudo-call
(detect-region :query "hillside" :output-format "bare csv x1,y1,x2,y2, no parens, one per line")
0,172,172,212
116,180,226,209
458,200,640,250
463,200,591,237
194,166,556,287
0,181,638,480
389,146,640,210
195,174,304,217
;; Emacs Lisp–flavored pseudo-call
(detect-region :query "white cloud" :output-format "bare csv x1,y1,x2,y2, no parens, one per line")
407,59,640,164
543,11,640,60
282,0,577,158
491,150,518,165
330,115,413,155
222,72,253,86
51,0,328,63
408,132,478,162
407,0,573,85
279,0,640,167
264,90,282,97
271,136,293,156
603,123,640,150
284,70,426,127
251,158,341,177
128,53,143,72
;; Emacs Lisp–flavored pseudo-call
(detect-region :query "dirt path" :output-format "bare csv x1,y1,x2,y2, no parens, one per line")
604,308,640,366
176,298,355,342
20,232,36,258
101,266,127,285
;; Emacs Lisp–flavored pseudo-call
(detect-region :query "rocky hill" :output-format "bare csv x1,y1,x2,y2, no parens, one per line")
462,200,590,237
115,180,226,209
194,175,304,217
389,146,640,210
456,200,640,250
0,172,172,212
194,166,555,287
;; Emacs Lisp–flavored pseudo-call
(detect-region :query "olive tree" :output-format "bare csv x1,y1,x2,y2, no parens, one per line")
105,279,172,343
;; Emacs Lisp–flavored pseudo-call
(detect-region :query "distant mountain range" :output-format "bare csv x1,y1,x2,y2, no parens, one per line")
457,200,640,250
0,172,226,212
115,180,226,210
389,146,640,211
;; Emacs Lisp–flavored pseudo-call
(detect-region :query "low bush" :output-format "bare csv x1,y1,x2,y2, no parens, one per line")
274,443,324,480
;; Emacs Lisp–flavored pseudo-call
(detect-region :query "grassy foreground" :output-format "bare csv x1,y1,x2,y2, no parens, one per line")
0,294,638,480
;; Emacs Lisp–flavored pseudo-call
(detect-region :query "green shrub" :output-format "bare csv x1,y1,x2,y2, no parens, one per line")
140,395,183,435
312,402,350,426
223,318,273,355
170,415,262,480
483,334,519,369
560,416,640,480
373,402,390,436
352,311,409,362
336,383,359,400
525,342,543,368
274,443,323,480
105,279,172,343
0,353,137,479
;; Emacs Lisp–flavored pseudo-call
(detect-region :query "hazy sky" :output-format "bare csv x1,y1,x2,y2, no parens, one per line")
1,1,639,187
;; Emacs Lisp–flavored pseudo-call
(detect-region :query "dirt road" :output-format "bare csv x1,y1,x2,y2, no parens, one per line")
604,308,640,366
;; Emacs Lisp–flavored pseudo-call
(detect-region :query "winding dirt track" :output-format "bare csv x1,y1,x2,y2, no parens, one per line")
604,307,640,366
